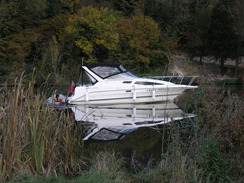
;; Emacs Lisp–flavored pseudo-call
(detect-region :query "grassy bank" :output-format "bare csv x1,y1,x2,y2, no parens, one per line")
0,76,243,182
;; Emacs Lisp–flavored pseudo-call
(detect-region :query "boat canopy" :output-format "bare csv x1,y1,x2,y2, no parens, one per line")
76,63,138,86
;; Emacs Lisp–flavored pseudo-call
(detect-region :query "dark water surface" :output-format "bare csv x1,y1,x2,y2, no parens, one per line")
55,83,242,171
57,95,196,171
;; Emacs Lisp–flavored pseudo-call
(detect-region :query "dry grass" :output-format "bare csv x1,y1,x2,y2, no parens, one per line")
0,75,83,181
135,84,243,183
90,151,128,183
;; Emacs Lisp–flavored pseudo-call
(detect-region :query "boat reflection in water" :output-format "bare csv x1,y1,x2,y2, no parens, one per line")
70,102,195,141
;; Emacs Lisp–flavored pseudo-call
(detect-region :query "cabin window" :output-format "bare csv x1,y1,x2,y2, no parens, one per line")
134,81,164,85
123,81,132,84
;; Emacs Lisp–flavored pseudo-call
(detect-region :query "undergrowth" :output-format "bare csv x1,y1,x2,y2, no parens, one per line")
0,75,243,182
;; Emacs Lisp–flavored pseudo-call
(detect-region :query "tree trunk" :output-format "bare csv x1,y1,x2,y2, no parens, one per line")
199,55,203,65
220,59,225,76
235,57,239,77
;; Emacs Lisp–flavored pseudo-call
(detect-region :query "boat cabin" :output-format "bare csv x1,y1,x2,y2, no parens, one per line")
76,63,137,86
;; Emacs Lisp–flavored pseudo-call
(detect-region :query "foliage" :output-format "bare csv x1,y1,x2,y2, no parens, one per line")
0,1,22,37
192,85,244,154
64,6,122,62
88,151,127,182
60,0,83,13
7,176,67,183
0,0,68,76
116,15,169,73
75,171,117,183
185,5,213,60
0,75,84,181
207,0,238,74
111,0,143,17
199,140,231,183
41,37,62,77
63,6,172,73
232,0,244,52
0,0,242,79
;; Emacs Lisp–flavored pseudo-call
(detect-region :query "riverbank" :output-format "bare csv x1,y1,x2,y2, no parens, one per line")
169,55,244,85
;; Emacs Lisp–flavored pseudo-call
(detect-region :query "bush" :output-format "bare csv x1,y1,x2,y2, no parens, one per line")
199,140,232,183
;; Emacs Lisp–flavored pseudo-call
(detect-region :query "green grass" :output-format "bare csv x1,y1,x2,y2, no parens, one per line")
8,173,115,183
8,176,67,183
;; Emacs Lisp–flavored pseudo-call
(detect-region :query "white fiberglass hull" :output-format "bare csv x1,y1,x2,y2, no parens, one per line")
68,63,198,105
68,85,197,105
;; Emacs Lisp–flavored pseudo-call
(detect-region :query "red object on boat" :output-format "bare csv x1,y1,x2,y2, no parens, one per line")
70,82,75,93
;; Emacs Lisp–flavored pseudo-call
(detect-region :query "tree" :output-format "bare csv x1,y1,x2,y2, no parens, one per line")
60,0,83,13
185,5,213,63
232,0,244,77
0,0,69,75
64,6,122,62
116,15,169,73
109,0,143,17
0,1,23,37
207,0,238,75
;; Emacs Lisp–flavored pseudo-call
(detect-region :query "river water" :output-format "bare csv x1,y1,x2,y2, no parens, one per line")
54,83,242,171
55,90,197,171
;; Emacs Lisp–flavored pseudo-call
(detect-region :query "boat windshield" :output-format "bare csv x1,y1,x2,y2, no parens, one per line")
91,66,121,78
87,63,135,79
77,69,97,86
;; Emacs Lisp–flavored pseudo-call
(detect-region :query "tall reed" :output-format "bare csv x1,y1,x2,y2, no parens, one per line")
0,74,83,181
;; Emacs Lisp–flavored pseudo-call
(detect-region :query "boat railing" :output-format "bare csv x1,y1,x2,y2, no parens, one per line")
144,76,198,86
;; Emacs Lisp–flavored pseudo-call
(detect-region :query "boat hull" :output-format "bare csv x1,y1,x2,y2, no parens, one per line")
68,85,197,105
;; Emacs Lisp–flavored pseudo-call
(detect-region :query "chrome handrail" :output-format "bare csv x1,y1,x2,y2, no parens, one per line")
145,76,198,85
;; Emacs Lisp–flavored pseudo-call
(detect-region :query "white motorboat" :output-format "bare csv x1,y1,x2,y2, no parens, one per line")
70,102,195,141
68,63,198,105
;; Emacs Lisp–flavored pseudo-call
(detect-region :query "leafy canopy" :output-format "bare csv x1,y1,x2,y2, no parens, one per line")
65,6,122,61
117,15,167,72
